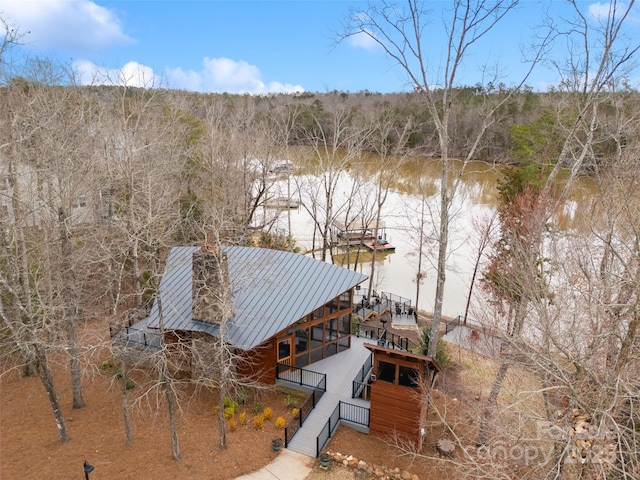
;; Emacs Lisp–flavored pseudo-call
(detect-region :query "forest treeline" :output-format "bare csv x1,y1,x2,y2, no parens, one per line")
35,82,640,167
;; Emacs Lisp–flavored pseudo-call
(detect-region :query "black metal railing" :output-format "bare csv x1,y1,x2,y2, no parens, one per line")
109,324,161,350
354,323,416,352
276,362,327,390
352,381,370,400
316,401,370,457
353,291,414,319
339,401,370,427
316,402,341,457
351,354,372,398
280,363,327,447
445,316,461,335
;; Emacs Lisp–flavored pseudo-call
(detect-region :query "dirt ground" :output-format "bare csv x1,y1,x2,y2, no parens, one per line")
0,314,473,480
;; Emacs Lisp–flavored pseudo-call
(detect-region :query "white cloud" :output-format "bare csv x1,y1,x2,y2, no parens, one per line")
588,2,613,21
165,57,304,94
73,56,304,94
73,60,159,88
348,30,381,52
2,0,133,53
588,1,640,25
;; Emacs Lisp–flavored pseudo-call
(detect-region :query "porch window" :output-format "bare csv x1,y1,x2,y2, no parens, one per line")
310,347,323,363
295,353,309,369
338,314,350,335
295,328,309,354
325,319,338,341
313,306,324,319
311,324,323,348
324,342,337,357
339,291,351,310
278,339,290,361
326,298,339,314
338,335,350,351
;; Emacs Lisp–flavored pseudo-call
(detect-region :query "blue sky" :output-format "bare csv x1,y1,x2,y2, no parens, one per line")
2,1,639,93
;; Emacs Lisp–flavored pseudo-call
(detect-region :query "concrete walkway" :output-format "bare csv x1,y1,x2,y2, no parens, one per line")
235,448,313,480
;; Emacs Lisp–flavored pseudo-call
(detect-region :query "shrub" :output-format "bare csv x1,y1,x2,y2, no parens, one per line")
228,418,237,432
263,407,273,420
214,405,220,415
239,412,247,425
125,378,135,390
291,408,299,418
236,388,249,405
224,407,235,420
253,415,264,430
224,397,239,412
100,360,112,371
418,326,453,369
284,395,299,409
275,416,286,429
252,402,264,414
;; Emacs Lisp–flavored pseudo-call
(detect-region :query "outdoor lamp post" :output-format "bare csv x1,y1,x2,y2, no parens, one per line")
83,460,94,480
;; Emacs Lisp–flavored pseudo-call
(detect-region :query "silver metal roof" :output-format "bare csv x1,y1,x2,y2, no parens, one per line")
145,246,367,350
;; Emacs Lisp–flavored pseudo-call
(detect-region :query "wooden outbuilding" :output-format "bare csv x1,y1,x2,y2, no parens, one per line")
364,343,441,447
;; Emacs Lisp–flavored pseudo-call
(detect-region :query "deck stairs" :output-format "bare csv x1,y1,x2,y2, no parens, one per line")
278,336,373,457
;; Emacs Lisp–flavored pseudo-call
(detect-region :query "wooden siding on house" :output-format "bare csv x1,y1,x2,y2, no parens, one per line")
369,380,421,440
237,339,277,384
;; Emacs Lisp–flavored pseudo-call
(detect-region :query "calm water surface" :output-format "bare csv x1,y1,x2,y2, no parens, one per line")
261,156,596,319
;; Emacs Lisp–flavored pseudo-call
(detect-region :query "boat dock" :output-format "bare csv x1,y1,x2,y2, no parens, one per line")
331,217,395,252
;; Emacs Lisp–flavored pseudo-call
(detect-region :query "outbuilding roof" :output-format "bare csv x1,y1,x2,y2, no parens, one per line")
145,246,367,350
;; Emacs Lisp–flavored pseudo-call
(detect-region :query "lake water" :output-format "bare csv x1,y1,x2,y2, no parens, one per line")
259,156,595,319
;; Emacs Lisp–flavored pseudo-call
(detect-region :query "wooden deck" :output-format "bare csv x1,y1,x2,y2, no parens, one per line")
278,336,374,457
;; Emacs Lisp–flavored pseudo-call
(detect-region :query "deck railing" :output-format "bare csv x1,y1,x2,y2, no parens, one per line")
351,353,372,398
276,361,327,390
353,290,413,319
279,362,327,448
353,323,416,352
109,324,161,351
316,401,370,457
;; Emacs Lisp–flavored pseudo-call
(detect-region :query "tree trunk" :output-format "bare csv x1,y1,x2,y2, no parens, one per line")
414,191,426,313
218,386,227,450
37,348,70,443
428,159,449,357
157,295,180,460
477,360,510,446
58,207,85,409
166,382,180,460
120,365,133,445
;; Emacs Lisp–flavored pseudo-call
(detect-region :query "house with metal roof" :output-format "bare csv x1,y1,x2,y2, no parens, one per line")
138,244,367,383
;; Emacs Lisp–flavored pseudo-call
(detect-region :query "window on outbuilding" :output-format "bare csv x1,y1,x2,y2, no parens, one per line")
398,365,419,388
377,360,396,383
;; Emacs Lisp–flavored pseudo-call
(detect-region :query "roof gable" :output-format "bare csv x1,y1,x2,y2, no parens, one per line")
146,246,367,349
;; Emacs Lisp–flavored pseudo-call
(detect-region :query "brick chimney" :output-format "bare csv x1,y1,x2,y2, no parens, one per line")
192,244,230,323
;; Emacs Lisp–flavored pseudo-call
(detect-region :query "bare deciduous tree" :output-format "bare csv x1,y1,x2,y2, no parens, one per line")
343,0,544,357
